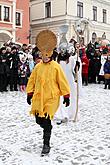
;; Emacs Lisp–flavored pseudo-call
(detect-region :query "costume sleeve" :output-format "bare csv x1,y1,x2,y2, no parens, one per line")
26,67,36,94
56,64,70,96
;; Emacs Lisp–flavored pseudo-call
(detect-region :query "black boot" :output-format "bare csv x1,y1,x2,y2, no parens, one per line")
41,144,50,156
85,79,88,86
41,128,52,156
104,79,108,89
104,84,107,89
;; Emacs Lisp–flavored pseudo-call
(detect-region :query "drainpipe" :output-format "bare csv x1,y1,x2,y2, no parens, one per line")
12,0,16,43
65,0,67,15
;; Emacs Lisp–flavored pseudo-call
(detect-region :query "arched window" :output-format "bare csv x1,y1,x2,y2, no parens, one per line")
92,32,97,43
0,31,12,47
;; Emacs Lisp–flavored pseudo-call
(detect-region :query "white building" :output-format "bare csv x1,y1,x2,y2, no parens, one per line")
30,0,110,45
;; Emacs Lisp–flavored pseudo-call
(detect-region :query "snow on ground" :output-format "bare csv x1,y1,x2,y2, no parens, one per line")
0,84,110,165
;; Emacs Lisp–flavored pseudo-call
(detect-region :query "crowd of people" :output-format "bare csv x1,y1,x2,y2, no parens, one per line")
0,38,110,93
0,43,37,92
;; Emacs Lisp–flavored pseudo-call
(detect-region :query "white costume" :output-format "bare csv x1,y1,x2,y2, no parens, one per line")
99,55,107,76
55,25,82,122
55,54,82,121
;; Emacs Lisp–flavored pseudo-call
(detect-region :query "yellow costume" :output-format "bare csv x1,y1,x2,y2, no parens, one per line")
26,30,70,156
26,60,70,119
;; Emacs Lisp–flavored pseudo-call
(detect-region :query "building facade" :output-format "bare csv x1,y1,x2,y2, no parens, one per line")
0,0,30,46
30,0,110,45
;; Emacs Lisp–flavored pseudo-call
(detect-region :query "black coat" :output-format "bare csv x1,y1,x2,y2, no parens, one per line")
0,53,10,74
8,53,20,72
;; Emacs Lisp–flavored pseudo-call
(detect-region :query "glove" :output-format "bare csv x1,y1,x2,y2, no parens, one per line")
74,61,80,73
63,95,70,107
27,93,33,105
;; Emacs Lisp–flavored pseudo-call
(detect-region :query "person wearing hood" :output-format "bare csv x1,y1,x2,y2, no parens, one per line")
81,48,89,86
104,55,110,89
18,56,30,92
55,42,82,124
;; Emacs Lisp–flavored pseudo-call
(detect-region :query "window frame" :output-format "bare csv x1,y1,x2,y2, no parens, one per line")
4,6,10,22
93,6,97,21
103,9,107,23
45,1,51,18
0,5,1,20
16,11,22,27
77,1,83,18
0,4,11,23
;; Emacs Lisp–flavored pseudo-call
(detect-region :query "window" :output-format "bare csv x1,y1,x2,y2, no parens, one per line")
16,12,21,26
103,9,107,23
45,2,51,18
4,6,10,21
92,32,97,43
0,6,1,20
93,6,97,21
77,1,83,18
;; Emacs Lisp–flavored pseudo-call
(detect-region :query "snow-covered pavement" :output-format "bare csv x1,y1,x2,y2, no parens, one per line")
0,84,110,165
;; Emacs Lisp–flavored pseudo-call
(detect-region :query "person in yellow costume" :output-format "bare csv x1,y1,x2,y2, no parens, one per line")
26,30,70,156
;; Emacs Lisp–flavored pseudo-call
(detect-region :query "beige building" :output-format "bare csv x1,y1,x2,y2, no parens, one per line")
30,0,110,45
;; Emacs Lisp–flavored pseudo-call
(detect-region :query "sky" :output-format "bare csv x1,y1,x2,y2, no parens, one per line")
0,83,110,165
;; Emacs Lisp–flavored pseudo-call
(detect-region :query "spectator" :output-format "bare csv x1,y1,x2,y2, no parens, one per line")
0,47,9,92
18,56,30,92
8,46,19,91
81,53,89,86
28,54,35,73
104,56,110,89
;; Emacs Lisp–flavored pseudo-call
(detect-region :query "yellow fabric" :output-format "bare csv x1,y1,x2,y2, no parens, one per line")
26,60,70,119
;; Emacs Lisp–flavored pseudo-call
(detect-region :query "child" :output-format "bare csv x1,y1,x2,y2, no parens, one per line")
104,55,110,89
81,49,89,86
28,54,35,73
18,56,30,92
26,30,70,156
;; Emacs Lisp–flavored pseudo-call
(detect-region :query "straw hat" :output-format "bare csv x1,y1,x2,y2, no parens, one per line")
36,30,57,57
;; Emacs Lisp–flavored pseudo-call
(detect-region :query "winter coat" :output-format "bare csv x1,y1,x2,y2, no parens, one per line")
8,53,19,71
28,60,35,73
104,61,110,79
81,55,89,74
89,55,101,75
26,60,70,119
18,61,30,78
0,53,10,75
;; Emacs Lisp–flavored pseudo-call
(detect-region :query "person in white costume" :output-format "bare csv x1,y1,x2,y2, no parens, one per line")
55,42,82,124
98,55,107,83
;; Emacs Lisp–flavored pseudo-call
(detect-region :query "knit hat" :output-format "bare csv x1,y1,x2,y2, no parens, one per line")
0,47,6,51
28,54,33,59
11,46,17,51
36,30,57,57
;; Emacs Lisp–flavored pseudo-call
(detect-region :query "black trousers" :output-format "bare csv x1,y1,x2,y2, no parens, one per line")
9,70,18,90
0,74,8,91
35,114,52,146
35,114,52,132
